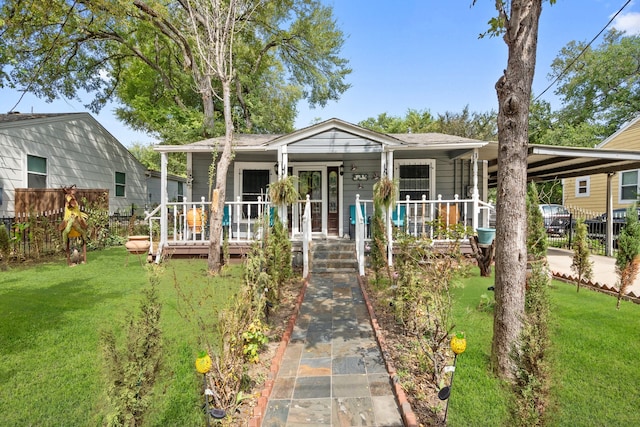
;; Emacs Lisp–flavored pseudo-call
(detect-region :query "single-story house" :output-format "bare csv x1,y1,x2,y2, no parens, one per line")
563,115,640,214
0,112,183,217
150,118,496,271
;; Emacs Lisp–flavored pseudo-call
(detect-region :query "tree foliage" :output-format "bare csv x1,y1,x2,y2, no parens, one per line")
530,30,640,149
550,30,640,137
358,106,497,140
0,0,351,142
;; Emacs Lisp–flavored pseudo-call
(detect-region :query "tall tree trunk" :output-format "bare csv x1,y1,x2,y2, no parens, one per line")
491,0,542,379
207,78,234,273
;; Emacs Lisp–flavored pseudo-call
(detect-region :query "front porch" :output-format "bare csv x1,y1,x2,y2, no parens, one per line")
149,119,496,276
145,192,494,276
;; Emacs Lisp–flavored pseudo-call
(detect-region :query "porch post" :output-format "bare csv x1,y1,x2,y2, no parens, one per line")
186,152,193,201
277,146,289,227
157,151,169,263
605,173,613,256
386,150,394,267
472,149,479,231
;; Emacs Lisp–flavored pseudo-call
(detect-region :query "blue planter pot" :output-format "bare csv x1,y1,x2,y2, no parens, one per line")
476,227,496,245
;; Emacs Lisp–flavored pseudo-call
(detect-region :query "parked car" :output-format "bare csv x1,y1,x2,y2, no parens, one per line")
539,204,572,235
585,207,640,242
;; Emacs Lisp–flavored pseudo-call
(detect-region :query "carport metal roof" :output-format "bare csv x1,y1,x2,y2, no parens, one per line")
466,142,640,256
472,142,640,187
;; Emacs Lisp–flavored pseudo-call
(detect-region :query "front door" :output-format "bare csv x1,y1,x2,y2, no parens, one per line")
298,170,323,233
327,167,339,236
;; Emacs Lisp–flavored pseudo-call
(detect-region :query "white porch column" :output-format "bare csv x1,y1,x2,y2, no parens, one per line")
472,148,479,231
277,146,289,226
386,150,394,266
157,152,169,263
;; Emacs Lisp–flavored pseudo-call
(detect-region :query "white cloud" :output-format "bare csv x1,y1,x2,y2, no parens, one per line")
612,11,640,35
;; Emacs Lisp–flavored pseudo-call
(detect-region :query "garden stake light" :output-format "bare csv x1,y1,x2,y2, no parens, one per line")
438,332,467,424
195,352,226,424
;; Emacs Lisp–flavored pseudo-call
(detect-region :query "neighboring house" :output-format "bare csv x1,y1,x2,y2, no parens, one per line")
145,170,186,207
151,118,495,267
564,115,640,214
0,112,148,216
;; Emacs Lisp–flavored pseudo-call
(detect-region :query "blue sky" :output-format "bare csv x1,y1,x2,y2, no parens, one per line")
1,0,639,146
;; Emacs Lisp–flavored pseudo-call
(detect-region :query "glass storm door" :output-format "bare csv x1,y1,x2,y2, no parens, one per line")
298,170,323,233
327,167,339,236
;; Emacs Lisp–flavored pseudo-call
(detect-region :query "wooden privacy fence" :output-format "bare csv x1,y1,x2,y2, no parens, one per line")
15,188,109,216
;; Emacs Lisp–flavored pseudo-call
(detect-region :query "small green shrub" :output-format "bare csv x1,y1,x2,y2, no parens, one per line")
571,219,593,292
615,205,640,309
0,224,9,270
101,266,163,426
509,184,552,426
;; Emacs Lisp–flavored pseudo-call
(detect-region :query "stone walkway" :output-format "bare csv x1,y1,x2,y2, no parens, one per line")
261,272,404,426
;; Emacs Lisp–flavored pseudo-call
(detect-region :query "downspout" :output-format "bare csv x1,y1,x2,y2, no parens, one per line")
156,151,168,263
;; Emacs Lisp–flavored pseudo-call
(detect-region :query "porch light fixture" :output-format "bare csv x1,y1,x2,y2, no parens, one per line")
274,162,279,173
340,164,344,176
351,164,357,171
358,183,364,189
373,172,380,181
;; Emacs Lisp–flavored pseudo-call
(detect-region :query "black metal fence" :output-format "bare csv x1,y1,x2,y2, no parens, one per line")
0,212,147,262
545,207,620,257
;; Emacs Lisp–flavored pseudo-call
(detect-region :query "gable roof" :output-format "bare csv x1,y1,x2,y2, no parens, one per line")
154,118,489,154
596,114,640,149
0,112,76,123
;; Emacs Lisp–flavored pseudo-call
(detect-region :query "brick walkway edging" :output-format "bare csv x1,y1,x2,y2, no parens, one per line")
248,278,310,427
357,274,419,427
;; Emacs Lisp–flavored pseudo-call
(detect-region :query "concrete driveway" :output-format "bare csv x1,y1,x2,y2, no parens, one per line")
546,247,640,297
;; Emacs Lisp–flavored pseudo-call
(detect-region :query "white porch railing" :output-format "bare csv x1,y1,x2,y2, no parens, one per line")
147,196,315,269
353,194,496,274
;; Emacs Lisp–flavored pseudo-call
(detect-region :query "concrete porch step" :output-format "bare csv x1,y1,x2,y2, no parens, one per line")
310,240,357,273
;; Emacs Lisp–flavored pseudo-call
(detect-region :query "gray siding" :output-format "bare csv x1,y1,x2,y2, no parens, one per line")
0,114,147,216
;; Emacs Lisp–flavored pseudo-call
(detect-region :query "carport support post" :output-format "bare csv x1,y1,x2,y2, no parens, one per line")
606,173,613,256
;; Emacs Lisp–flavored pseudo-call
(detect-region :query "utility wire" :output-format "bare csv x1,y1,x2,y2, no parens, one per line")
534,0,632,102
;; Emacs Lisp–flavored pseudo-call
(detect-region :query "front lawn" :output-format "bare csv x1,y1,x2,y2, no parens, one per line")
448,272,640,426
0,247,243,426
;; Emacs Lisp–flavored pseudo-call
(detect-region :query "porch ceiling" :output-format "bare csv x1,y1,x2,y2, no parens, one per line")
471,142,640,187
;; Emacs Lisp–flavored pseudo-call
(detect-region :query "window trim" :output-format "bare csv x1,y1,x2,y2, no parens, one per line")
575,176,590,198
619,169,639,204
115,171,126,198
26,154,47,188
393,158,436,202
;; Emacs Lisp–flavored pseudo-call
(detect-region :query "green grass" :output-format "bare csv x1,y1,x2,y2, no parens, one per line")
0,247,243,426
448,272,640,426
3,250,640,426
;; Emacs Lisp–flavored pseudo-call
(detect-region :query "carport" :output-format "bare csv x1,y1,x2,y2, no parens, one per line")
469,143,640,256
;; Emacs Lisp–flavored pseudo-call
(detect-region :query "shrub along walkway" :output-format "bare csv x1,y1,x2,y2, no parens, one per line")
260,271,406,426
